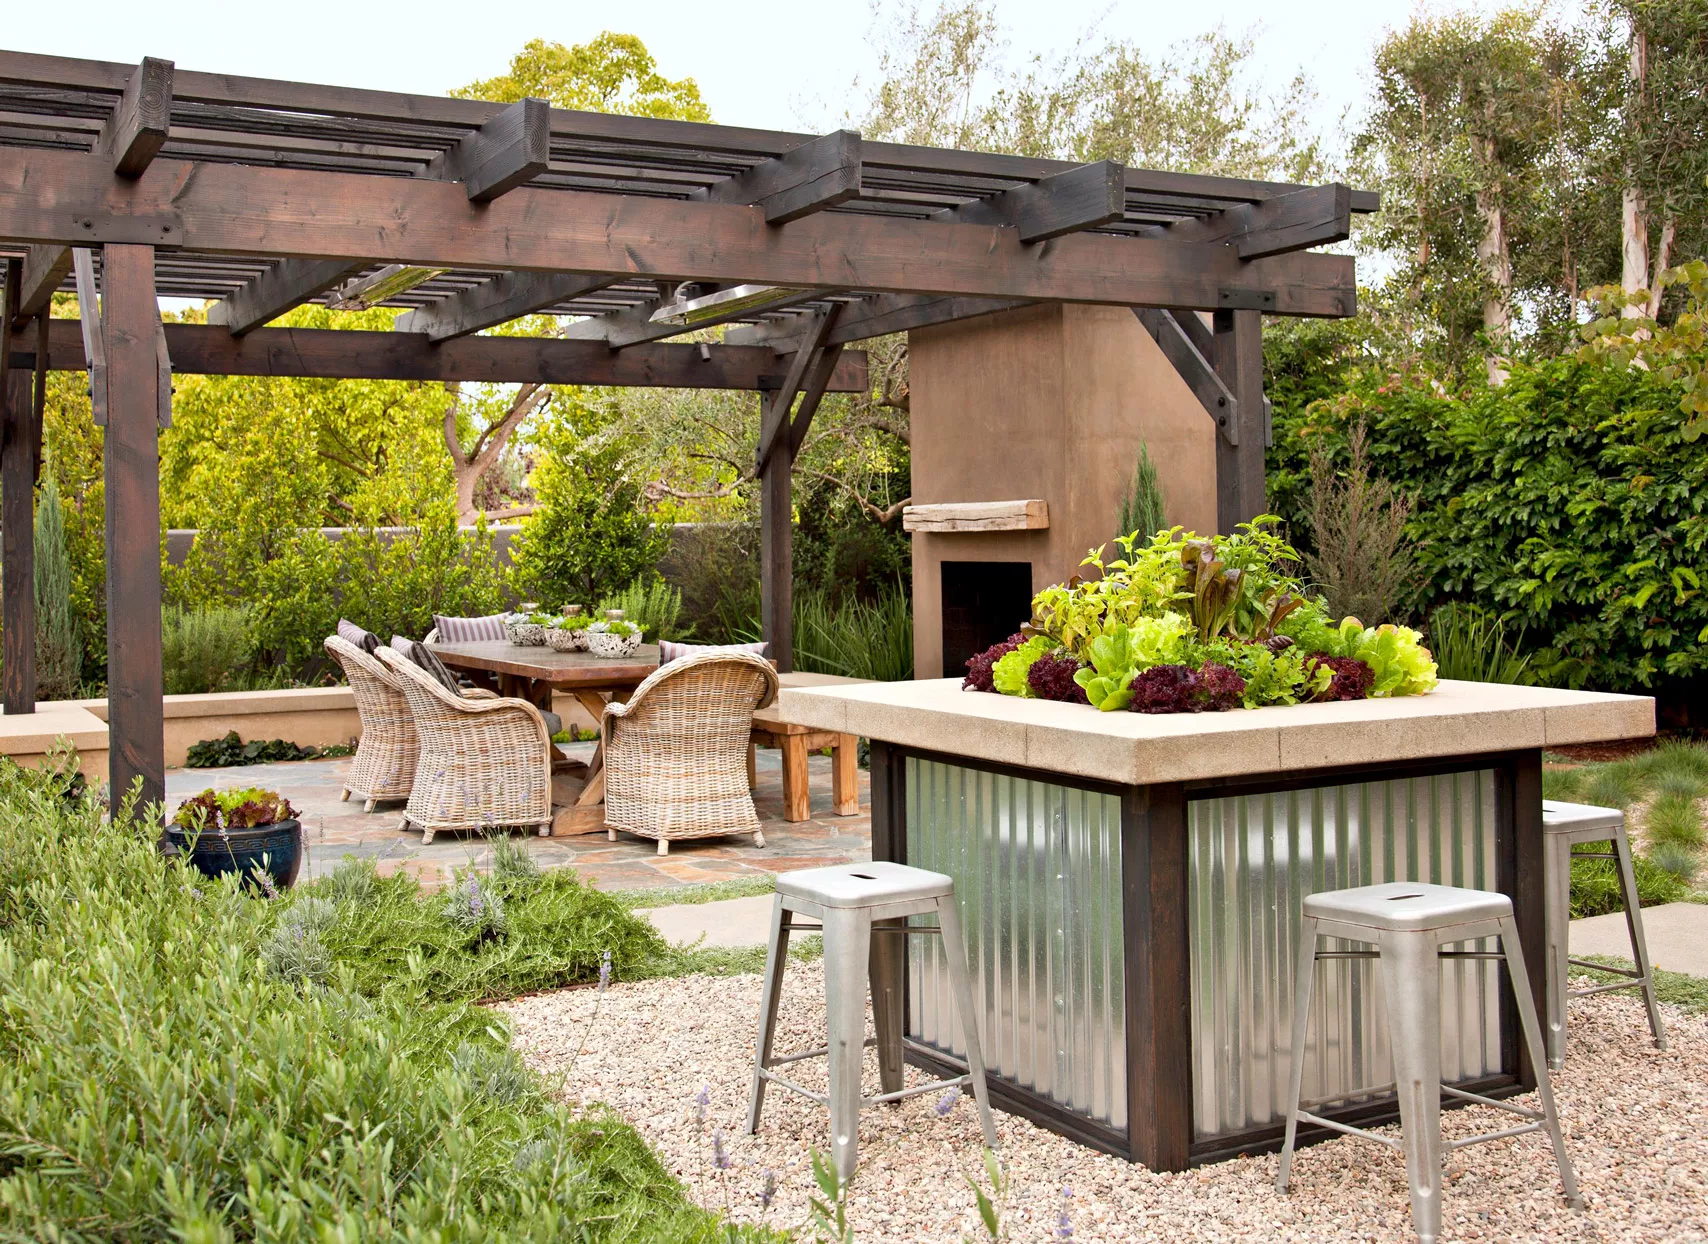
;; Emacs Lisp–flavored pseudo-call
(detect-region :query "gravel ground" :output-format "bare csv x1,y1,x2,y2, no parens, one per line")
502,967,1708,1242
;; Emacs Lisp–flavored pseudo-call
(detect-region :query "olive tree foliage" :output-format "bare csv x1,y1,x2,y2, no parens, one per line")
1350,2,1708,387
854,0,1331,180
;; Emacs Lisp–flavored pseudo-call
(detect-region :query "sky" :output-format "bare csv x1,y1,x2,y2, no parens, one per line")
2,0,1551,144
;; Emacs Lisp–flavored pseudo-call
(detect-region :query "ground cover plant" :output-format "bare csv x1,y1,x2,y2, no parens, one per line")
963,517,1437,713
0,759,777,1241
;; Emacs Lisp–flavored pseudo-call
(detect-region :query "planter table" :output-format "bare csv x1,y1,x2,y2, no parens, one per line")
774,677,1654,1171
428,640,660,832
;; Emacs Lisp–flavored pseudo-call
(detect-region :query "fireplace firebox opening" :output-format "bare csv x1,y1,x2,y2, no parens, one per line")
940,561,1033,679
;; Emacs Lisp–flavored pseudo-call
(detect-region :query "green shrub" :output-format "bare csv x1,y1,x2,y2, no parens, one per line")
509,399,668,606
161,603,254,694
0,761,770,1241
1268,351,1708,692
33,471,82,701
599,577,685,642
185,731,320,768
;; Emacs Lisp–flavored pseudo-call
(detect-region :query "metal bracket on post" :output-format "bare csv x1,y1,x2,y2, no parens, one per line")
72,248,107,426
156,320,173,429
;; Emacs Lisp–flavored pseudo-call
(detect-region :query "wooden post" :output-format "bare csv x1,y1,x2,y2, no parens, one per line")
1211,308,1267,532
759,388,793,672
101,244,166,815
1,258,36,714
1122,781,1192,1172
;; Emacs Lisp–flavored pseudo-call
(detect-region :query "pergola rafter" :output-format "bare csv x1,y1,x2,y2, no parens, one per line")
0,47,1376,811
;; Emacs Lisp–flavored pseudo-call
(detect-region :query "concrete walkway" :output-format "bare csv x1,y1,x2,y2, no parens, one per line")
638,896,1708,975
641,894,778,948
1570,901,1708,978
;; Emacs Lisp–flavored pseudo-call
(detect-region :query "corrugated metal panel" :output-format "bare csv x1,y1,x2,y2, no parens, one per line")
905,756,1128,1132
1188,770,1501,1140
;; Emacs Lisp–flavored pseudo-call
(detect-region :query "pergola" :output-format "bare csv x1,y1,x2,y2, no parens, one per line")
0,50,1373,810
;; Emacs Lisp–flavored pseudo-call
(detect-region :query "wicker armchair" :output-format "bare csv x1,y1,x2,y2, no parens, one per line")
602,650,780,855
324,634,419,811
375,646,554,844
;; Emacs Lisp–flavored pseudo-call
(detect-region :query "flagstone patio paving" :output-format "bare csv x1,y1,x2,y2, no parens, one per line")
164,742,871,892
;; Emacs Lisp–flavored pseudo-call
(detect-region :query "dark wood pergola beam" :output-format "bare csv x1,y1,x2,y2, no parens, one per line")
539,131,863,349
1162,183,1354,259
96,57,172,177
0,50,1377,211
423,98,550,203
13,319,869,390
212,99,552,335
933,160,1126,242
0,152,1358,316
10,245,73,328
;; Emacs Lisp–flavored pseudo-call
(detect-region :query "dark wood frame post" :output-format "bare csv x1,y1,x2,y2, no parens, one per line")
1503,747,1547,1091
759,387,794,673
101,243,167,814
1211,307,1267,532
1122,781,1193,1171
1,258,38,714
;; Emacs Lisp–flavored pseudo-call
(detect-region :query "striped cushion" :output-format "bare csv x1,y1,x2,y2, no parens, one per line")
392,635,463,697
659,640,770,666
336,618,380,654
433,612,509,642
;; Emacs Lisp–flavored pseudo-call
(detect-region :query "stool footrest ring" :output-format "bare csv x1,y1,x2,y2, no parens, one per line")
756,1066,828,1106
1444,1121,1544,1151
768,1037,877,1068
1568,976,1650,999
864,1074,972,1107
1292,1109,1404,1152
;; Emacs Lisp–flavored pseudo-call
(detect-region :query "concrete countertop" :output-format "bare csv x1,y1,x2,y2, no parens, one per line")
774,678,1656,786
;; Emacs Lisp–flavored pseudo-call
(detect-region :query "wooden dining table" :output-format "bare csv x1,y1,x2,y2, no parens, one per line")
427,639,661,831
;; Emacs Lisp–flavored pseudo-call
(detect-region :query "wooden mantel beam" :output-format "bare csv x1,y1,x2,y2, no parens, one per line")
14,319,870,391
0,147,1357,316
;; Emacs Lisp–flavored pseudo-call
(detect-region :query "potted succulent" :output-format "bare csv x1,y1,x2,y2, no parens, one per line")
587,609,642,659
164,787,303,893
508,610,554,647
546,605,591,652
504,603,542,645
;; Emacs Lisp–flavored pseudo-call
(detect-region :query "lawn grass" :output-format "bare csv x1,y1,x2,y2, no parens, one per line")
1544,740,1708,916
609,873,778,909
1573,955,1708,1015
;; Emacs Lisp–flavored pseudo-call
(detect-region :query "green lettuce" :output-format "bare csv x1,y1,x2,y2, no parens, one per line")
1072,627,1141,711
1350,624,1439,697
1231,643,1332,708
991,635,1053,696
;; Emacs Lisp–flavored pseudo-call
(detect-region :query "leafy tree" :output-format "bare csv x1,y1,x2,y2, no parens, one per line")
508,396,668,607
455,33,710,120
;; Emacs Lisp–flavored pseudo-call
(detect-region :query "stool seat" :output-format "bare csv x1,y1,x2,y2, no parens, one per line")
775,860,954,909
1543,799,1624,836
749,862,996,1183
1303,881,1513,932
1540,800,1665,1070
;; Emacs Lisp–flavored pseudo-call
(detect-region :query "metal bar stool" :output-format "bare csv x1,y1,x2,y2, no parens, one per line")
1543,799,1666,1069
1277,882,1580,1244
746,861,998,1181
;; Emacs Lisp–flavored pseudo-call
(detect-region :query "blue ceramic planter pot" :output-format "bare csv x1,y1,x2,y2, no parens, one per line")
164,819,304,892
